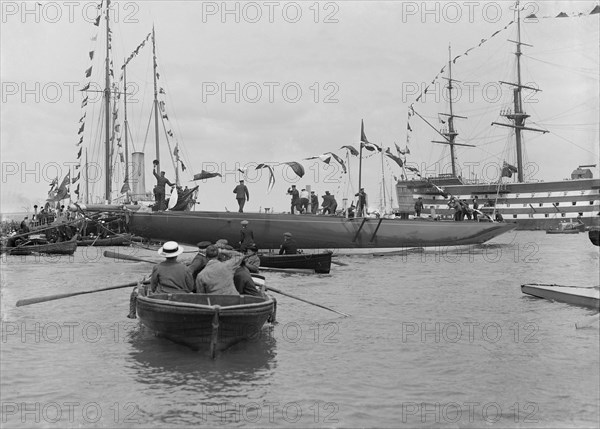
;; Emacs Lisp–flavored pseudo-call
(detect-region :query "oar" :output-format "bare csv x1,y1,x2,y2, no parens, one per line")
260,266,315,274
103,250,158,264
16,279,150,307
264,285,350,317
331,260,348,267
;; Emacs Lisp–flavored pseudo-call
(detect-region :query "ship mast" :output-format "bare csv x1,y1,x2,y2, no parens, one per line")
152,26,161,171
432,44,470,178
492,0,547,182
123,59,130,202
103,1,111,202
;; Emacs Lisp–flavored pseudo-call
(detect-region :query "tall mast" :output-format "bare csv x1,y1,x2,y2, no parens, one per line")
380,147,386,214
152,26,160,171
104,0,111,202
492,0,547,182
85,148,89,204
123,60,130,201
432,44,470,177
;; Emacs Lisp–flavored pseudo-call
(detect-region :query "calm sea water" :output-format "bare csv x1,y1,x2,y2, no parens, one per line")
1,231,598,428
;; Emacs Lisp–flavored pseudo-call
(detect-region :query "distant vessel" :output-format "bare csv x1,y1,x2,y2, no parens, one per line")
396,2,599,230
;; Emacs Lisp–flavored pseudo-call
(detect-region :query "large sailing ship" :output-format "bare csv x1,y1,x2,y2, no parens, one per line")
395,2,599,230
73,1,518,249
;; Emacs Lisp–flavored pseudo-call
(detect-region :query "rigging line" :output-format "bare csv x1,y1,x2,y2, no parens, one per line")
546,130,599,156
141,101,154,155
160,114,179,175
523,55,599,78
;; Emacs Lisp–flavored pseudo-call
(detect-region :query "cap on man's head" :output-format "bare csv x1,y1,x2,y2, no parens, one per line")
196,241,212,249
205,245,219,258
241,220,249,225
158,241,183,258
325,191,330,195
240,179,244,182
291,185,296,187
310,191,315,193
283,232,292,237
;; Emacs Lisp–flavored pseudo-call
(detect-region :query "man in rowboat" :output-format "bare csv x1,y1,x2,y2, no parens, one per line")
187,241,212,280
279,232,298,255
196,245,244,295
150,241,194,294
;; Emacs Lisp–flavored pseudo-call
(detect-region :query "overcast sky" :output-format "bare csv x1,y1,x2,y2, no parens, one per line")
1,0,598,214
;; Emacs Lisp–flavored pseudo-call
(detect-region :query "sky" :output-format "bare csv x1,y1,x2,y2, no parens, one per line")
1,0,599,214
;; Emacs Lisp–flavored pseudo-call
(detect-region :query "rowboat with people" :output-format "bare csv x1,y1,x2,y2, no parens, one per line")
135,280,276,358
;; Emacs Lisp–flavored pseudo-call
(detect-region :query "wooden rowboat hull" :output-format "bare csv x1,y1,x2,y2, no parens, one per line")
1,239,77,255
136,292,275,356
259,252,332,274
521,284,600,310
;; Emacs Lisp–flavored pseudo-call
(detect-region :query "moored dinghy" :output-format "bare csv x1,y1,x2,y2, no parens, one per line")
259,251,333,274
135,284,275,358
521,284,600,310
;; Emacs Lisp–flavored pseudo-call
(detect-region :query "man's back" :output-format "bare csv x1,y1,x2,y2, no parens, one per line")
196,259,240,295
151,259,194,294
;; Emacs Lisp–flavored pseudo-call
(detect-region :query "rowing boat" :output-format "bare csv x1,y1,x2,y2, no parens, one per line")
521,284,600,310
135,285,275,358
259,251,332,274
0,237,77,256
77,234,133,247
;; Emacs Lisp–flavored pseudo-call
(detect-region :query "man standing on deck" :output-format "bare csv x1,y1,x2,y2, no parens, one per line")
151,241,194,294
472,196,479,221
233,180,250,213
299,188,310,213
287,185,300,214
310,191,319,214
355,188,367,217
279,232,298,255
152,161,175,211
414,197,424,217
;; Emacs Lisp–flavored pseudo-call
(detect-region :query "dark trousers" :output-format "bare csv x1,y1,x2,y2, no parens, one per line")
291,200,299,214
237,198,246,213
155,190,165,211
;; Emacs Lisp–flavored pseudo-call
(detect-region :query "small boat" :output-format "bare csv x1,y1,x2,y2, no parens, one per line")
546,220,586,234
1,237,77,256
588,226,600,246
135,285,275,358
521,283,600,310
77,234,133,247
259,251,332,274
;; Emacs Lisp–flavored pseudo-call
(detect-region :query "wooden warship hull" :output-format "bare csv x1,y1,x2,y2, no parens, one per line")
259,251,332,274
126,211,517,250
521,284,600,310
136,291,275,357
